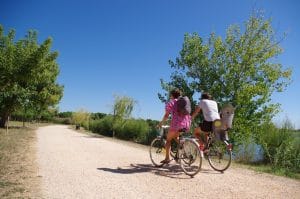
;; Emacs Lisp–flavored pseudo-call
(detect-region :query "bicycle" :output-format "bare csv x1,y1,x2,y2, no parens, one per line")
149,125,202,177
201,119,233,172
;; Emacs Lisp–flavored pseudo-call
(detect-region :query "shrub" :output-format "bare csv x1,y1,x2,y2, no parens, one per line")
257,121,300,173
72,109,90,127
89,116,113,137
114,119,150,143
52,117,72,124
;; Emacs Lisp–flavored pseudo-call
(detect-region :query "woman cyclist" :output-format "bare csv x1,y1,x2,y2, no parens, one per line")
157,88,191,164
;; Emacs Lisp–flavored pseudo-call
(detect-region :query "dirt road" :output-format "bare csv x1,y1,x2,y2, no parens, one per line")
36,125,300,199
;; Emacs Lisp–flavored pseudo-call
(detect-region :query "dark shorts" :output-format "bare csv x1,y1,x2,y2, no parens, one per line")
199,120,213,132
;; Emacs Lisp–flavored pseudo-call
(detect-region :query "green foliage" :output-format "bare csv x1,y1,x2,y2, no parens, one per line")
87,116,157,144
112,95,136,120
114,119,150,142
112,95,136,137
0,25,63,127
52,117,72,125
90,112,107,120
72,109,90,126
257,121,300,173
89,115,114,137
57,112,73,118
159,13,292,145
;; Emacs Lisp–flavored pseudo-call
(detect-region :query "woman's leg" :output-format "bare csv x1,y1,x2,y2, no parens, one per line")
163,129,179,162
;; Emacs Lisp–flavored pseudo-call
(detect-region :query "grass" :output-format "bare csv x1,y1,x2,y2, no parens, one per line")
0,121,45,198
235,162,300,180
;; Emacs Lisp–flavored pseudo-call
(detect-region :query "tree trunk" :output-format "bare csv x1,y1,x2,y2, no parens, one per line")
0,115,8,128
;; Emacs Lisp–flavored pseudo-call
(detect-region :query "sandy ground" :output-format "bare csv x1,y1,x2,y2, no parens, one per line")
36,125,300,199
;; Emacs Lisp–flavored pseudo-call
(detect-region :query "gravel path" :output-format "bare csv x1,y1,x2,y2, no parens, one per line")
37,125,300,199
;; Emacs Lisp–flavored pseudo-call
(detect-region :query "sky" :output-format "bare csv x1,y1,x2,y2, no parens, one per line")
1,0,300,128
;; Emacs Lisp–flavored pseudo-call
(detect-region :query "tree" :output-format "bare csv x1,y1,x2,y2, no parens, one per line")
159,13,292,144
0,25,63,127
72,109,90,129
112,95,136,137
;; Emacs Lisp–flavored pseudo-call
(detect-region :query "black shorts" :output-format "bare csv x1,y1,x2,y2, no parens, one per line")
199,120,213,132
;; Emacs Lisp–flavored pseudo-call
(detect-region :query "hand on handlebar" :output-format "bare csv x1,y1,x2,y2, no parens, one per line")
156,122,162,129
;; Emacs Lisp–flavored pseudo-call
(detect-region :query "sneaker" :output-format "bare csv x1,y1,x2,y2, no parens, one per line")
160,159,171,164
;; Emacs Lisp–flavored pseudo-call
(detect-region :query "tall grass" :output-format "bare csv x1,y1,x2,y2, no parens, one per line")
257,121,300,174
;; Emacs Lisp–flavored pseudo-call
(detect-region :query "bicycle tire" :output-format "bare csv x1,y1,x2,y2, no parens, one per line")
207,139,232,172
149,138,166,167
179,139,202,177
170,139,178,160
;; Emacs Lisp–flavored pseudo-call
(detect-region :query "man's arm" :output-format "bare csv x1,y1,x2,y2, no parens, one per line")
191,106,201,121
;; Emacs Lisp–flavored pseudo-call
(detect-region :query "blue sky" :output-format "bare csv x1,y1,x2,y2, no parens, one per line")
1,0,300,128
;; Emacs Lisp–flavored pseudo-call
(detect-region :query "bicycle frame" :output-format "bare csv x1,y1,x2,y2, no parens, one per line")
150,126,202,177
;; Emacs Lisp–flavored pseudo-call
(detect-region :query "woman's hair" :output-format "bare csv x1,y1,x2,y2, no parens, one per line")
201,92,212,100
170,88,181,99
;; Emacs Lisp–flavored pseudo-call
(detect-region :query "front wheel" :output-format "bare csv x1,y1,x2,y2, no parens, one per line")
179,139,202,177
207,140,232,172
149,138,166,167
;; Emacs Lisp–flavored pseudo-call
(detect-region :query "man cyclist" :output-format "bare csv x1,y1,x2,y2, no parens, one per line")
191,92,220,150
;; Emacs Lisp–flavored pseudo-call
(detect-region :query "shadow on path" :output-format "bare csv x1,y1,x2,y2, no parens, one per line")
82,135,105,139
97,163,220,179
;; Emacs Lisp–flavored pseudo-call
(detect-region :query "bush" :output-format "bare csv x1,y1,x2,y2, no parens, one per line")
89,116,113,137
83,116,160,145
58,112,73,118
72,109,90,127
114,119,150,143
90,112,107,120
52,117,72,124
257,122,300,173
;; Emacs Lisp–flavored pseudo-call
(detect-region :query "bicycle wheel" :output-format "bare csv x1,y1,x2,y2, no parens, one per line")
179,139,202,177
207,139,232,172
149,138,166,167
170,139,178,160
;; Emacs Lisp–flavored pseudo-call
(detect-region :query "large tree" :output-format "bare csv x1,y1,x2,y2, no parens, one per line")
159,13,292,144
0,25,63,127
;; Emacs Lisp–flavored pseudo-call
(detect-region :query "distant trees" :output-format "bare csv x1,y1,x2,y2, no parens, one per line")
159,13,292,144
0,25,63,127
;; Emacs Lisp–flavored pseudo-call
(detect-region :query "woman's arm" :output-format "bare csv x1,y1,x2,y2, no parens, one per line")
158,111,170,127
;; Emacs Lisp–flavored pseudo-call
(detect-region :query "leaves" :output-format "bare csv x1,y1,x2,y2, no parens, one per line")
159,13,292,145
0,25,63,127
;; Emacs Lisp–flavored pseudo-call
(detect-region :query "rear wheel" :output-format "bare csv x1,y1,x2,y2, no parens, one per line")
179,139,202,177
150,138,166,167
207,140,232,172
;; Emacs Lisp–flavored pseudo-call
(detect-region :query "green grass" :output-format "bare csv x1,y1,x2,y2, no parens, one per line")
238,162,300,180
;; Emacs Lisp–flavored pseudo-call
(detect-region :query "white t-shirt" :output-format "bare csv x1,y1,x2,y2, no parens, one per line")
198,99,220,122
